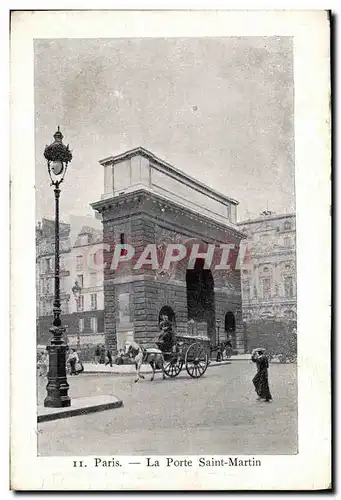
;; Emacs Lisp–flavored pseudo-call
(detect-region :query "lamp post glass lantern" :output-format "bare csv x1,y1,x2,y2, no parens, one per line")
72,281,82,350
43,127,72,408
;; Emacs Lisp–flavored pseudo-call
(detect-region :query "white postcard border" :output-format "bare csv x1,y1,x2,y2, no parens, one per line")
10,10,331,490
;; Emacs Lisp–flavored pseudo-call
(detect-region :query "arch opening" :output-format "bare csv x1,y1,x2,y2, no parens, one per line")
225,311,236,345
186,258,215,339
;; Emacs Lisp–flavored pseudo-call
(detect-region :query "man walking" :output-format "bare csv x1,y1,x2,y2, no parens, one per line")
105,348,113,367
94,345,100,364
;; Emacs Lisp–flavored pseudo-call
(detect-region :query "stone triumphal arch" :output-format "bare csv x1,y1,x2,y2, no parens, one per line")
91,147,246,352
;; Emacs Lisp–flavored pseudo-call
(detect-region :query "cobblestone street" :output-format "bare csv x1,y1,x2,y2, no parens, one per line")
37,362,297,456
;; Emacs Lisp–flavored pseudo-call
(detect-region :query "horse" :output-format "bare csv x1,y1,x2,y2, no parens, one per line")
125,341,166,383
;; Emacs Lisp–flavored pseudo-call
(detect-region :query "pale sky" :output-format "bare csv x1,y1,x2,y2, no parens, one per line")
34,37,294,224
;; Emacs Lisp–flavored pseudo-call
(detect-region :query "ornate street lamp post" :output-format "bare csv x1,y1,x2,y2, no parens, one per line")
43,127,72,408
72,280,82,351
216,318,221,346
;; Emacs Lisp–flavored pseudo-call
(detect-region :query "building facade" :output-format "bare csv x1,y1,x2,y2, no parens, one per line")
238,212,297,323
68,226,105,345
36,218,72,346
36,220,105,347
91,147,246,353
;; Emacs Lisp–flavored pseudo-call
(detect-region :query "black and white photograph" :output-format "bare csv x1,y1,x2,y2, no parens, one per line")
10,10,331,491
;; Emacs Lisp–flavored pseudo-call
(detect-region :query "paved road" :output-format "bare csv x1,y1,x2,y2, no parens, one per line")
37,362,297,456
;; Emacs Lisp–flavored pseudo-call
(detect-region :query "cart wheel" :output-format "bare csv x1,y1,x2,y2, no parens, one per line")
163,355,184,378
185,343,209,378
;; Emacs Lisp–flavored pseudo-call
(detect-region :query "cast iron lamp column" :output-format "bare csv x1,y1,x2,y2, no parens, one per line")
216,318,221,346
43,127,72,408
72,280,82,351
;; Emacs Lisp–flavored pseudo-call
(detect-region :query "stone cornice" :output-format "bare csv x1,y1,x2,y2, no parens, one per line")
91,189,246,240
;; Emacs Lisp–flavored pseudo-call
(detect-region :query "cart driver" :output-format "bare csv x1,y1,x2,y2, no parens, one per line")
157,314,175,353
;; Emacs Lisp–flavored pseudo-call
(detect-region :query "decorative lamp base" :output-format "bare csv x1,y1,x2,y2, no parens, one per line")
44,326,71,408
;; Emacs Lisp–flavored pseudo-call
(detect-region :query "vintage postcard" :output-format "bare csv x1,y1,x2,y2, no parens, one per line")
10,9,331,490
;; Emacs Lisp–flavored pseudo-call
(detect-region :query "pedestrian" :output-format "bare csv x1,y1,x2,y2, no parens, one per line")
224,335,233,359
115,349,124,365
94,345,100,364
105,348,113,367
37,351,48,378
67,348,80,375
251,348,272,402
99,344,106,364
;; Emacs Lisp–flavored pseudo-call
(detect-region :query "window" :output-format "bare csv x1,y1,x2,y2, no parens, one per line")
79,234,88,245
77,295,84,311
263,266,269,273
90,294,97,310
76,255,83,271
284,310,295,319
62,300,69,314
90,272,97,287
242,282,250,300
90,316,98,333
262,278,271,299
46,300,53,315
77,274,84,288
284,276,294,297
41,301,46,316
79,318,84,332
93,250,102,266
45,258,52,273
284,220,292,231
243,313,251,322
284,237,291,248
46,279,52,294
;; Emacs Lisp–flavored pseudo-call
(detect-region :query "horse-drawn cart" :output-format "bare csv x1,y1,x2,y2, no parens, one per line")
161,340,209,379
126,335,210,382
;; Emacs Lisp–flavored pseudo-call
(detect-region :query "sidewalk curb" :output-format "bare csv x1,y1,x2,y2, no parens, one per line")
38,395,123,423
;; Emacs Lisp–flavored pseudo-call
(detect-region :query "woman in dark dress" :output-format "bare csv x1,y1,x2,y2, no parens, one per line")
251,348,272,402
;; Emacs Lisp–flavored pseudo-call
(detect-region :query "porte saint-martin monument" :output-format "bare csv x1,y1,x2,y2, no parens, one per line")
91,147,247,353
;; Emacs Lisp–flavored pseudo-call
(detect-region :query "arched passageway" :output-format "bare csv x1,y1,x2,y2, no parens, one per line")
186,258,215,339
225,311,236,345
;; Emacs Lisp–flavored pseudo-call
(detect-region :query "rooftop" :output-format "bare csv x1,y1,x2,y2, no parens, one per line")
238,212,296,226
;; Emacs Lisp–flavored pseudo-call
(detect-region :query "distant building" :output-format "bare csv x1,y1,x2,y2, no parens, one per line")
36,220,104,348
238,212,296,323
68,226,104,345
36,218,72,344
